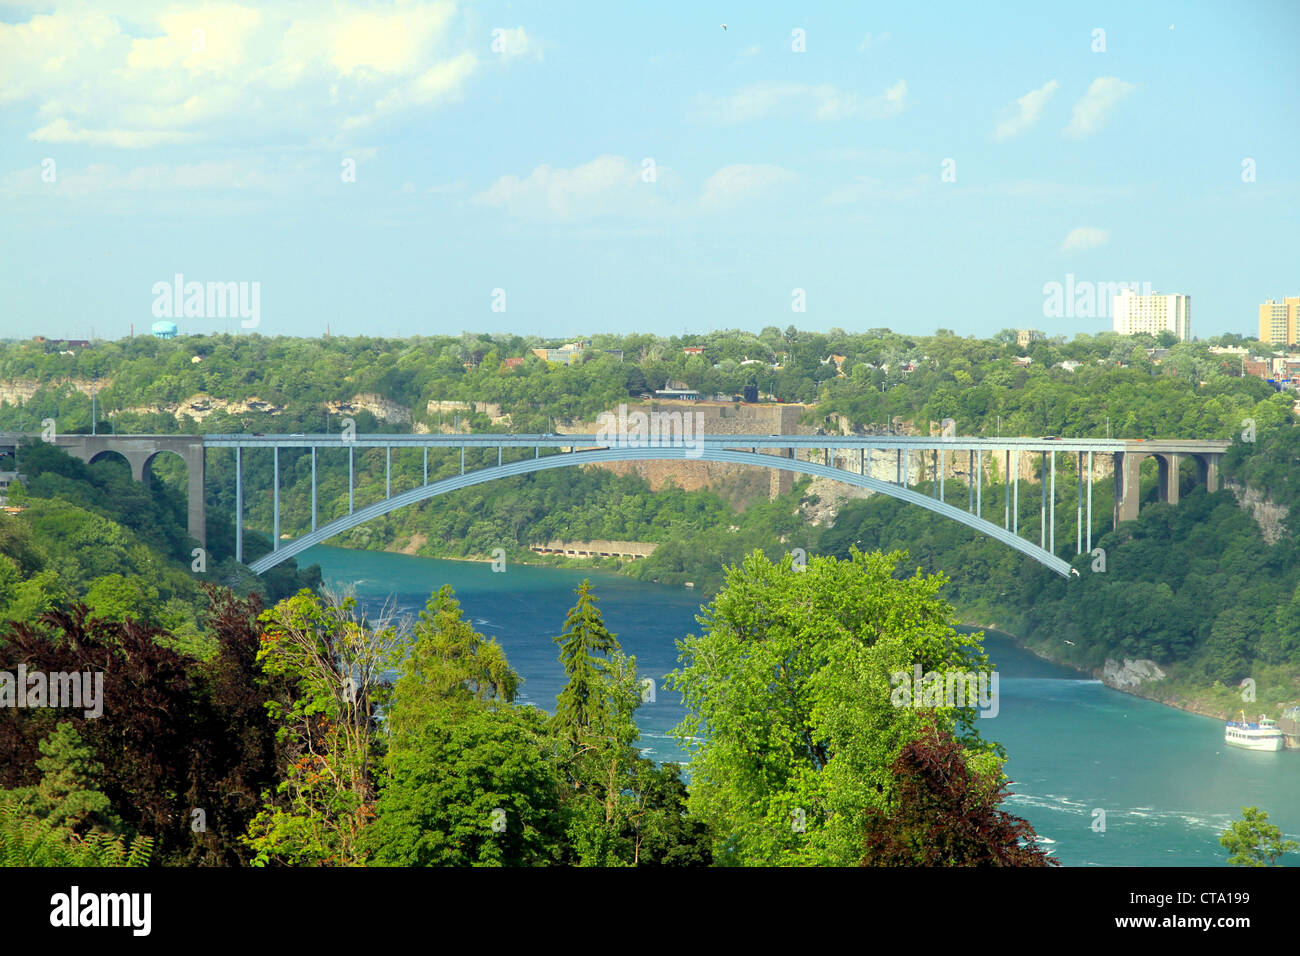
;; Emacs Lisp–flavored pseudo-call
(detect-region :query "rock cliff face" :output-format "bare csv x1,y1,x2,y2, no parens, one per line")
1100,658,1167,690
1225,480,1290,545
327,394,411,425
0,379,101,406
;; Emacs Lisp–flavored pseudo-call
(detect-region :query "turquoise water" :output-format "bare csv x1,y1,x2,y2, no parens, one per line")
305,544,1300,866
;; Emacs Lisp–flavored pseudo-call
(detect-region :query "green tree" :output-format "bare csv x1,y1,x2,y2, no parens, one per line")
365,704,565,866
28,722,117,834
243,589,400,866
552,580,619,744
669,548,1005,866
1220,806,1297,866
385,585,518,740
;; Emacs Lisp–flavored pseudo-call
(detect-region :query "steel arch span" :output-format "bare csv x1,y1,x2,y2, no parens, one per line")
247,446,1073,577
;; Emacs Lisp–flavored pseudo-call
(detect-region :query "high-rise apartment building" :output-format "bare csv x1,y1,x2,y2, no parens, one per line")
1258,297,1300,346
1111,291,1191,341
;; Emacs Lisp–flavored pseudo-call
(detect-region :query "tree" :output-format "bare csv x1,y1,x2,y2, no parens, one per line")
28,722,116,835
243,588,400,866
861,719,1056,866
552,580,620,744
365,704,566,866
1220,806,1297,866
668,548,1003,866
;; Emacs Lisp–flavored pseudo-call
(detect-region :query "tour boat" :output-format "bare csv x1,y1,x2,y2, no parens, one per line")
1224,712,1286,751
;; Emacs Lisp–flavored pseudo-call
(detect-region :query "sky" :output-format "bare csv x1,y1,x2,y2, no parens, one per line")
1,0,1297,343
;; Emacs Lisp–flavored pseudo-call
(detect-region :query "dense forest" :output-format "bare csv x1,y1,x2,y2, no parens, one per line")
1,324,1296,866
0,449,1047,866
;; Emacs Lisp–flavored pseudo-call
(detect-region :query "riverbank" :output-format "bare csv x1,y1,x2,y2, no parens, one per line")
959,614,1300,725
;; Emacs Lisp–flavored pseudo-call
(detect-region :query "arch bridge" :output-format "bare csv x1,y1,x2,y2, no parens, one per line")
2,432,1230,579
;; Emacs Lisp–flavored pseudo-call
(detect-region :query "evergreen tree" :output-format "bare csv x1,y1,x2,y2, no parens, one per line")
552,580,620,744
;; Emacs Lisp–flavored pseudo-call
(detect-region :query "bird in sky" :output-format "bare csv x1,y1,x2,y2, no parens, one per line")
721,24,727,30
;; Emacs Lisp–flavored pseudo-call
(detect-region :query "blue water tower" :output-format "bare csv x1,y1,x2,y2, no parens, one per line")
151,320,178,339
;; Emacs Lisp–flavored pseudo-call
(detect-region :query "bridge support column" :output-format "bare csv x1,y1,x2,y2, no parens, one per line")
1004,449,1010,529
1012,450,1018,534
1049,450,1055,554
273,447,279,550
1076,451,1083,555
1158,453,1181,505
1040,453,1047,550
1203,455,1220,493
1086,451,1093,553
187,449,205,548
312,448,317,532
235,447,242,564
1114,452,1142,526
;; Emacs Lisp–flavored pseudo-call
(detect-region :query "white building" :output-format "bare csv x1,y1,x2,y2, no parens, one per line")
1112,291,1191,341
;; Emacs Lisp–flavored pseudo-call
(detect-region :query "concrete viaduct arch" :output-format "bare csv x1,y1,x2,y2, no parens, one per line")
1112,444,1221,523
52,434,206,546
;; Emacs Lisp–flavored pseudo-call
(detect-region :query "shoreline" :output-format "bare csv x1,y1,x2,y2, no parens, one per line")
369,541,1258,725
960,617,1238,723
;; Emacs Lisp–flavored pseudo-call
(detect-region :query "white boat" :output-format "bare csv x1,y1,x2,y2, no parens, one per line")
1225,712,1285,751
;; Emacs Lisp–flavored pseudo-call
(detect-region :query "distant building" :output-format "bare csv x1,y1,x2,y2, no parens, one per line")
1244,359,1269,379
653,381,701,400
1258,297,1300,346
531,342,585,365
821,354,847,374
1016,329,1044,349
682,346,705,356
501,357,526,369
152,320,178,340
1111,291,1191,341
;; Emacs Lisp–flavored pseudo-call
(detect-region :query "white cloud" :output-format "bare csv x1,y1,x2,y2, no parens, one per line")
858,32,890,52
490,26,541,62
824,174,930,205
1061,227,1110,251
474,156,793,219
474,155,666,220
1064,77,1135,138
0,159,289,200
0,2,482,147
992,79,1058,141
694,80,906,123
699,164,794,207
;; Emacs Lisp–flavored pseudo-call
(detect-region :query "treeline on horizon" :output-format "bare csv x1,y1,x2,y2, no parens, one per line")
0,325,1286,441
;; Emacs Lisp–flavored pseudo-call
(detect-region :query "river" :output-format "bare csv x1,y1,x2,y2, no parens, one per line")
305,544,1300,867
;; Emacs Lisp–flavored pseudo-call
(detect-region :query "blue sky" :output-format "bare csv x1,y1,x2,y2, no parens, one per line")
1,0,1297,342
